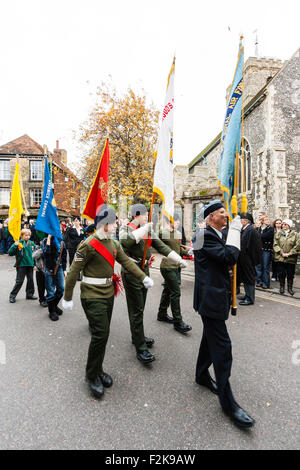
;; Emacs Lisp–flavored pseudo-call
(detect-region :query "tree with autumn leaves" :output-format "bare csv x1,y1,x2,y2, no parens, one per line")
78,84,159,205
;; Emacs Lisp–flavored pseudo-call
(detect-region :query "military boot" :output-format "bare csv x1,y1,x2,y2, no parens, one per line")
279,279,285,295
287,281,295,296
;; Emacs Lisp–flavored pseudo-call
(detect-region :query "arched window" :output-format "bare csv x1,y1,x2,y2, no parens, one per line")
238,139,251,194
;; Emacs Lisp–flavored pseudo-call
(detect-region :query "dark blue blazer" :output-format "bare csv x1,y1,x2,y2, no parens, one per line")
193,225,239,320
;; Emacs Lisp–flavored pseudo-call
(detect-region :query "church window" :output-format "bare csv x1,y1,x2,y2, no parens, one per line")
238,139,251,194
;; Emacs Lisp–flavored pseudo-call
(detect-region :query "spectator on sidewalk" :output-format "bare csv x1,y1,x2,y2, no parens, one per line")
255,215,274,289
271,219,282,281
237,213,262,306
65,217,85,267
273,219,300,296
8,229,37,303
0,220,10,254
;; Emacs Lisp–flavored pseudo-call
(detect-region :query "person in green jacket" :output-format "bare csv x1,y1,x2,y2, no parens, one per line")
158,214,192,334
62,208,154,399
9,228,37,303
273,218,300,295
119,204,187,364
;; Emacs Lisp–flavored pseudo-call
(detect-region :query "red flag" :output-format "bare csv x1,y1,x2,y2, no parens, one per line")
82,137,109,220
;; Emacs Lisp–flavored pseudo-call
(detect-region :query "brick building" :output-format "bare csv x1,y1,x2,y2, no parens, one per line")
0,135,81,221
174,48,300,240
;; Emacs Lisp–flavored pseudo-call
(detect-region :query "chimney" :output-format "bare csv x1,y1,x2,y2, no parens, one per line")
53,140,67,166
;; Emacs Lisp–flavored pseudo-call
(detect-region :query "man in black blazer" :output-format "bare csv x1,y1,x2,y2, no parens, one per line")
193,200,255,428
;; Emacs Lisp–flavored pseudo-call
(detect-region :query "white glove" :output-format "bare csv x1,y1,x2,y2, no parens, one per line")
62,299,73,310
226,215,242,250
188,249,193,256
132,222,153,243
143,276,154,289
167,250,187,269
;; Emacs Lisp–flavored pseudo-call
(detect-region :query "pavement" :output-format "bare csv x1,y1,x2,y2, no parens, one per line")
151,253,300,301
0,253,299,450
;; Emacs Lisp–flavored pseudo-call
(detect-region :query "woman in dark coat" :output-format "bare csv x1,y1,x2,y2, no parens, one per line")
237,213,262,305
65,217,85,266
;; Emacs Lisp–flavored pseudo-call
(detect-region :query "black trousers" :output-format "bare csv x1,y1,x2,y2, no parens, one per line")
196,316,237,412
278,262,296,283
36,270,46,302
10,266,35,298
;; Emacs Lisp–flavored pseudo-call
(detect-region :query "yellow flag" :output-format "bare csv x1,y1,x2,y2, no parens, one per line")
8,162,23,242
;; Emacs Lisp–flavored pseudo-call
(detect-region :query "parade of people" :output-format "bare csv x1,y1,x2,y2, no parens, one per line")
0,1,299,453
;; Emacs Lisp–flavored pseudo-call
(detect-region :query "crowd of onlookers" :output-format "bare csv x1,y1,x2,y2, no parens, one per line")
253,212,299,295
1,211,299,320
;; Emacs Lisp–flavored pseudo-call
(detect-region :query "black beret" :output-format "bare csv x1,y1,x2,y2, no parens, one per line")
203,200,224,219
94,208,117,227
131,204,147,217
239,212,254,224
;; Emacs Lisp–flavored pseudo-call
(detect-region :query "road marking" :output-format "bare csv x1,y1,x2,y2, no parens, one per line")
255,292,300,308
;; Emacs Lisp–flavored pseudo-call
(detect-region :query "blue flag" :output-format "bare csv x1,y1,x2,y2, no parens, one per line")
218,39,244,219
35,157,62,249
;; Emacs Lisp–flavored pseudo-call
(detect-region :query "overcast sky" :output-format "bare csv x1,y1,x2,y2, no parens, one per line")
0,0,299,171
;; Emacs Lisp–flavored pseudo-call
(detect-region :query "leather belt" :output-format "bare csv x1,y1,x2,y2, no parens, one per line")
82,276,113,285
128,256,149,266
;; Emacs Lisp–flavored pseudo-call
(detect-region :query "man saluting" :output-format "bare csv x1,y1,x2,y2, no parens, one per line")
62,208,154,399
193,200,255,428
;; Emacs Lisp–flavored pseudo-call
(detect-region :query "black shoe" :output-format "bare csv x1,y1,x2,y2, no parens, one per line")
145,337,155,348
262,285,268,289
237,295,246,300
87,376,104,398
157,315,174,323
99,372,113,388
136,350,155,364
223,405,255,428
256,283,263,288
279,283,285,294
174,321,192,333
239,299,254,306
49,312,59,321
196,375,218,395
40,300,48,308
9,295,16,303
26,295,38,300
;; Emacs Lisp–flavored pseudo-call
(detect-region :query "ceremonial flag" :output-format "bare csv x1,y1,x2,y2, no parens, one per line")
218,39,244,219
35,157,62,249
82,137,109,221
8,161,23,241
153,57,175,221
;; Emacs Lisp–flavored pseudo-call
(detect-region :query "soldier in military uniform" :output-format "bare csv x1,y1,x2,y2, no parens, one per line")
119,204,187,364
62,208,154,399
157,214,192,333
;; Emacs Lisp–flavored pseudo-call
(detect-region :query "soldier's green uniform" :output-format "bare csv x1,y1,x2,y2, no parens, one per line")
120,219,172,352
158,228,189,322
64,231,146,381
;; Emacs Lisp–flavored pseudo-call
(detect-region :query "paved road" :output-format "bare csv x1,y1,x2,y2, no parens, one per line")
0,254,299,450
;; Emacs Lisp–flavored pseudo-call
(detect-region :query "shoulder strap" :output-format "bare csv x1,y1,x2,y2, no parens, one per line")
53,242,64,276
88,238,115,269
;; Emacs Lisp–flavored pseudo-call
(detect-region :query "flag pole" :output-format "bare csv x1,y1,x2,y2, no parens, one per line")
231,34,244,316
141,191,156,269
231,147,239,316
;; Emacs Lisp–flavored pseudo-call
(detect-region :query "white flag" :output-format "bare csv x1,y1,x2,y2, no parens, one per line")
153,58,175,221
